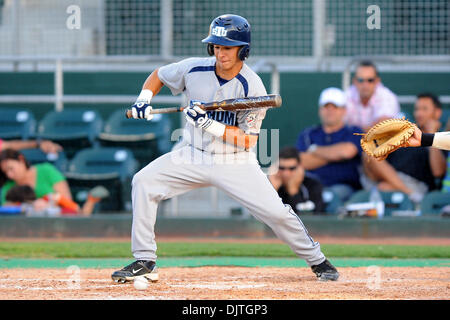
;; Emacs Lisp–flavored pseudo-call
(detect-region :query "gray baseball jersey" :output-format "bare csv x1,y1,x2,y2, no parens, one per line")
158,57,267,154
130,56,326,268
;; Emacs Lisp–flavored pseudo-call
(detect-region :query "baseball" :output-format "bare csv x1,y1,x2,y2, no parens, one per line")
133,276,148,290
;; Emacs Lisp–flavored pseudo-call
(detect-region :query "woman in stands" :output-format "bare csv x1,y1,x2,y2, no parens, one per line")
0,148,71,203
0,148,109,215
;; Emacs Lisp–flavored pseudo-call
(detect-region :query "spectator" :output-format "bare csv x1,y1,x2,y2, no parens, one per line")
4,184,109,216
268,147,325,214
442,155,450,193
362,93,447,203
0,148,72,205
0,138,62,154
296,87,363,202
345,60,401,132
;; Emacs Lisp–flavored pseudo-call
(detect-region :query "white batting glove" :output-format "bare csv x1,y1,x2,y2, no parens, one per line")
131,89,154,121
184,103,226,137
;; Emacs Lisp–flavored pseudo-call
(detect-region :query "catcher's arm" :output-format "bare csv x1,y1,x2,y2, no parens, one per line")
407,126,450,151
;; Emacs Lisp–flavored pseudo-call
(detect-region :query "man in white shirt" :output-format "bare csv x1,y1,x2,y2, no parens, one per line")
345,60,400,132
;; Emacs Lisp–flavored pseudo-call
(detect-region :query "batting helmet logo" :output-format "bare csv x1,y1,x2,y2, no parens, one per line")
211,26,227,37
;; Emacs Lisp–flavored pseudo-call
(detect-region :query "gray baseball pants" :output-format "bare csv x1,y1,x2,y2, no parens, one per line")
131,146,326,267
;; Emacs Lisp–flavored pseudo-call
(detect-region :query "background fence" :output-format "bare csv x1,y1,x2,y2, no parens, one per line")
1,0,449,59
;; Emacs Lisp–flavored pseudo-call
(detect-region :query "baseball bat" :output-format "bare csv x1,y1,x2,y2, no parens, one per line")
125,94,282,119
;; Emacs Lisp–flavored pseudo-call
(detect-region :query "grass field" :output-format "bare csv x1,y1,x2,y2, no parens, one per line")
0,241,449,259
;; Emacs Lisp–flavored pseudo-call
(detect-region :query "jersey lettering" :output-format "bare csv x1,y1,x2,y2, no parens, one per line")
207,111,236,126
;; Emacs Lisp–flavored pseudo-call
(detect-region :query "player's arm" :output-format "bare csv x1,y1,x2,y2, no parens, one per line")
184,104,260,149
184,108,258,149
222,126,258,149
141,68,164,96
129,68,164,121
407,126,450,151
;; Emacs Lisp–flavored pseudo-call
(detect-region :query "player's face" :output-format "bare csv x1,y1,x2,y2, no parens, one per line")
278,158,301,182
214,45,241,71
353,66,379,100
319,103,346,127
0,159,27,182
414,97,441,127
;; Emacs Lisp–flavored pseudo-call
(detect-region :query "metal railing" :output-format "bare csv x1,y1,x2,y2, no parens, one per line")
0,56,281,111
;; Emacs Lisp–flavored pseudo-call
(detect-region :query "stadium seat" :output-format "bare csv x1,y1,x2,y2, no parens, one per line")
0,108,36,140
420,190,450,215
322,188,343,214
98,110,173,169
37,109,103,159
19,148,68,172
64,147,138,212
345,190,414,216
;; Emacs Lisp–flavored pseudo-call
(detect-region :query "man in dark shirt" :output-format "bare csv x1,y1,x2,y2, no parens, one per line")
269,147,325,214
296,87,364,202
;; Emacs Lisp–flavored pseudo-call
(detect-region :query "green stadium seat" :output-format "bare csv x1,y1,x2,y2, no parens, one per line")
0,108,36,140
64,147,138,212
420,190,450,215
98,110,173,169
345,190,414,216
37,109,103,159
346,190,370,203
19,148,68,172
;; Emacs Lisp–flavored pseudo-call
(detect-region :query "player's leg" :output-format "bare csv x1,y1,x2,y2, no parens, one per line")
212,160,339,280
112,146,210,282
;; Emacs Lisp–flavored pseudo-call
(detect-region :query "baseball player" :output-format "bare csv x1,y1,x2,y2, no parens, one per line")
406,126,450,151
111,14,339,283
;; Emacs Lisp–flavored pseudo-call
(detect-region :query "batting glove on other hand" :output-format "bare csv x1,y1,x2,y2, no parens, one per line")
131,102,153,121
184,104,213,129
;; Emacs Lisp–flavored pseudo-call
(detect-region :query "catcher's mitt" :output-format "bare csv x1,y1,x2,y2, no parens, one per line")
357,118,416,160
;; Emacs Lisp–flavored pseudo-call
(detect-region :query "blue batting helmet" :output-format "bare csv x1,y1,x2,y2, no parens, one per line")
202,14,251,61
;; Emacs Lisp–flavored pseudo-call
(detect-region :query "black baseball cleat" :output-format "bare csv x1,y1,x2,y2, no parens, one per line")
311,259,339,281
111,260,159,283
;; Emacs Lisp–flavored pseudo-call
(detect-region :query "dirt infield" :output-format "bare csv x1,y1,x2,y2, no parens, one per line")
1,267,448,300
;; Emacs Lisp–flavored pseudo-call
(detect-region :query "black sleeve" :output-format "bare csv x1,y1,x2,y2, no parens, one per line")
421,133,435,147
